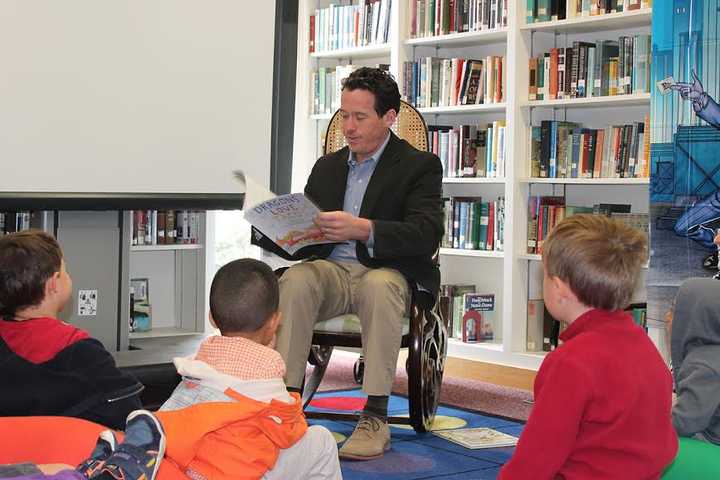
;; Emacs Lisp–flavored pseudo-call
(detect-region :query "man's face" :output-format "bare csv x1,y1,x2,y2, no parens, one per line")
340,88,396,162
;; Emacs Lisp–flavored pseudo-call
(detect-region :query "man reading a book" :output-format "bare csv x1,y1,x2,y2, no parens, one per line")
253,67,444,460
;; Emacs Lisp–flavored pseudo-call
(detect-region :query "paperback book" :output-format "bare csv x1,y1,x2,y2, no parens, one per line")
433,427,518,449
244,193,336,255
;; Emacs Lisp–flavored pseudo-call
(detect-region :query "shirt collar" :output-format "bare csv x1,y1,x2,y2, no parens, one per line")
559,308,633,343
347,131,391,168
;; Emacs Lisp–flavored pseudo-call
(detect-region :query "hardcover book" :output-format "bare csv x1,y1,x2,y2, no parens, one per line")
462,293,495,342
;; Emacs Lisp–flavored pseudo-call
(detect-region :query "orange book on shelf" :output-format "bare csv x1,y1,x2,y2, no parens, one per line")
593,128,605,178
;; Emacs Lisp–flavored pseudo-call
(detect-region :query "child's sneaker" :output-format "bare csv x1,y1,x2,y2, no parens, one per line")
76,430,117,478
98,410,165,480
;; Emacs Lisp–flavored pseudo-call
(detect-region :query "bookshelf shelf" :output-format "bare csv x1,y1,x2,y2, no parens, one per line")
129,327,204,340
418,103,506,115
519,253,650,269
522,9,652,34
519,178,650,185
449,338,503,351
440,248,504,258
405,28,508,48
523,93,650,109
310,43,391,59
131,244,203,252
443,177,506,184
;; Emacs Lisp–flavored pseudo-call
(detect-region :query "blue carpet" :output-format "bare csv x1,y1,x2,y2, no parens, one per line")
307,389,524,479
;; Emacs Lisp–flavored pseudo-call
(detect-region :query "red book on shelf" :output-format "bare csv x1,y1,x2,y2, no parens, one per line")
309,15,315,53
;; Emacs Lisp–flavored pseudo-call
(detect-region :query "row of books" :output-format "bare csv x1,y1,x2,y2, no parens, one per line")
526,299,647,353
526,0,650,24
439,285,496,342
430,122,506,178
131,210,202,246
529,35,651,100
402,55,505,108
308,0,392,53
408,0,508,38
443,196,505,251
311,64,390,115
0,212,32,235
529,116,649,179
527,198,648,254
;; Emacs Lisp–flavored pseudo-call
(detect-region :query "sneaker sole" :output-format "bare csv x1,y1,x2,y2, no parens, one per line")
126,409,166,480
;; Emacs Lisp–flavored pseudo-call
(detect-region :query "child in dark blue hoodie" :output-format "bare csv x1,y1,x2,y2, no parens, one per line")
0,230,142,430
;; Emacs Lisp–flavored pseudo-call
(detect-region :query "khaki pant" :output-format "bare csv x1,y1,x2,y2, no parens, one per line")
276,259,410,396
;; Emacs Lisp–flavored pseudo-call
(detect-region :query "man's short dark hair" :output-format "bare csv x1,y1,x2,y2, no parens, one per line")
0,230,63,320
342,67,401,117
209,258,279,334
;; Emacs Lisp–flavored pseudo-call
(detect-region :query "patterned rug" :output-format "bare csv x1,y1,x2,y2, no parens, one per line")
313,350,533,422
308,389,525,479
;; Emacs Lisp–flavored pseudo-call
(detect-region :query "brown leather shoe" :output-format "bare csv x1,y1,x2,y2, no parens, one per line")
338,415,390,460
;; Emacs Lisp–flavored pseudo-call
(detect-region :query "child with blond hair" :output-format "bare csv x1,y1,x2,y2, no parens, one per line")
500,214,677,479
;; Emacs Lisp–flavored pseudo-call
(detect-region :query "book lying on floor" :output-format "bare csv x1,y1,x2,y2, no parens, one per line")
433,427,519,449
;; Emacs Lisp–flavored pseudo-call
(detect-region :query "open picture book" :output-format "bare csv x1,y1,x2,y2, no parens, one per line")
236,170,338,255
432,427,519,449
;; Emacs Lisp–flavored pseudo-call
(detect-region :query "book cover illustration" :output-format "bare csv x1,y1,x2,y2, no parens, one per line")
462,293,495,342
243,193,336,255
433,427,518,449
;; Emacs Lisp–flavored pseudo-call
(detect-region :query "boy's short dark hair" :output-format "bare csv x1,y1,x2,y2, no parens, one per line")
0,230,63,320
543,214,647,311
209,258,279,334
342,67,401,117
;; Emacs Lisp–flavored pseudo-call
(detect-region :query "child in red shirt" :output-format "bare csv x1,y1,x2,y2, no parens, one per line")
500,214,677,479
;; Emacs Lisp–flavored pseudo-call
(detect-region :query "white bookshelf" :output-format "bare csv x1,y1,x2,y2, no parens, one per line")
519,177,650,185
521,8,652,33
129,326,204,340
523,93,650,109
294,1,652,370
443,177,506,184
440,248,504,259
418,103,507,115
311,43,392,59
131,244,204,252
405,28,508,47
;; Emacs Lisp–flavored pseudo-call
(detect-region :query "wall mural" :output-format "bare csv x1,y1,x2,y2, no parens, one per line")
649,0,720,335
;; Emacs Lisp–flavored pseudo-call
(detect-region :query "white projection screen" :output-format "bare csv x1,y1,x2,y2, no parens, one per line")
0,1,275,196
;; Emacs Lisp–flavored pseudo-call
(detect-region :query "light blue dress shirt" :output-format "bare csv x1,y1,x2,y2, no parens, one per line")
327,133,391,263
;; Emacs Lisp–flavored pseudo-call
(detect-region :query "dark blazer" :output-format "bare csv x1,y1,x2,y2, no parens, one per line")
253,131,444,295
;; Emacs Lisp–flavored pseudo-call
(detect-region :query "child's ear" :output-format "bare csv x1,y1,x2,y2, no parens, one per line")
46,272,60,296
268,311,282,335
554,276,578,303
208,312,218,330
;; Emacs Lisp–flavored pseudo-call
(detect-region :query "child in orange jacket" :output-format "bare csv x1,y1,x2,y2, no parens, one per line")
155,258,341,480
